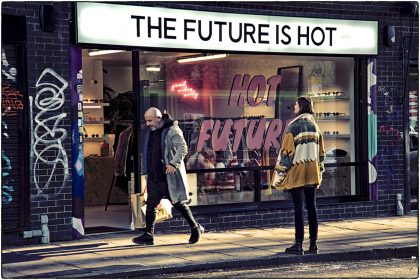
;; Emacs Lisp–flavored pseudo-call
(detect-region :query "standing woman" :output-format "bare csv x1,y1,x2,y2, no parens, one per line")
272,97,325,255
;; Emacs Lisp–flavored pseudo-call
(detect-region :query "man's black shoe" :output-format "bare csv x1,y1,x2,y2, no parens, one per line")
285,242,304,255
189,224,204,244
132,232,154,245
305,244,318,254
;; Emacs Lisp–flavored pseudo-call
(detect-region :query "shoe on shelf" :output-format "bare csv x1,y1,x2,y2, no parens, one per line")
132,232,154,245
189,224,204,244
305,244,318,254
285,241,304,255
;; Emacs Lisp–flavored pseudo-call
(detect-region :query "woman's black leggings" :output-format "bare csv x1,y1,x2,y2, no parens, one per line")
290,186,318,243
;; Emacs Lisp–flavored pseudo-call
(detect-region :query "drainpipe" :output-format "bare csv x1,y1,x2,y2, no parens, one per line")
23,215,50,244
397,193,405,216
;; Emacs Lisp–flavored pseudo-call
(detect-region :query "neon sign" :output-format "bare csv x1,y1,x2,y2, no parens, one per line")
170,81,199,99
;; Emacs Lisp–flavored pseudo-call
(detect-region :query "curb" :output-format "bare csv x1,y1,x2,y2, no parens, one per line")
22,246,418,279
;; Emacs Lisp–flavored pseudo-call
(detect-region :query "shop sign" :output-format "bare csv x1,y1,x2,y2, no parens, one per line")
76,2,378,55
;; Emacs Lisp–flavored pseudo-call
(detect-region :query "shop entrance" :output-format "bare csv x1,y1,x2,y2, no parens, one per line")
80,49,181,233
81,49,134,233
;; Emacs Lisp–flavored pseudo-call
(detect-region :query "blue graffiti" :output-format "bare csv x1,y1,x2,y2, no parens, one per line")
2,149,14,204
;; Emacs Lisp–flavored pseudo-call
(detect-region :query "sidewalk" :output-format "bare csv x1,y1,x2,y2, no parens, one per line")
2,216,418,279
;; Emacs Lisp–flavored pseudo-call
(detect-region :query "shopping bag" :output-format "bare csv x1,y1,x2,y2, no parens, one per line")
141,198,173,224
155,199,173,223
130,192,147,228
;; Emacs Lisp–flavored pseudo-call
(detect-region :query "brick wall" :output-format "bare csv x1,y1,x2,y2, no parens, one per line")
2,1,73,243
1,1,418,241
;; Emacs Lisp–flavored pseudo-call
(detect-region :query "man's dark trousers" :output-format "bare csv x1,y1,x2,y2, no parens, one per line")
145,177,197,234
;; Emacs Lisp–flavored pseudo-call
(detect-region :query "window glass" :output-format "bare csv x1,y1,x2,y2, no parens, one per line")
140,52,356,203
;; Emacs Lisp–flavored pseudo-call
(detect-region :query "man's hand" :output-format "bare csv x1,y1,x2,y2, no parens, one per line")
166,165,176,175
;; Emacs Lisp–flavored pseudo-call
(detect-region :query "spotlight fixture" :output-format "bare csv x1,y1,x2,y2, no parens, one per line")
88,50,124,56
146,66,161,72
177,53,228,63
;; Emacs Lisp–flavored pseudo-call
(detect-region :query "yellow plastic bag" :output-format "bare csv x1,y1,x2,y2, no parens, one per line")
155,199,173,223
141,198,173,224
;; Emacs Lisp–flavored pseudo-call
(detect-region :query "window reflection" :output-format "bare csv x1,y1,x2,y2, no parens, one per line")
139,52,356,204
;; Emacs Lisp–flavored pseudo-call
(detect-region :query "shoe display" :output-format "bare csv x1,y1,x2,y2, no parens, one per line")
132,232,154,245
189,224,204,244
285,242,304,255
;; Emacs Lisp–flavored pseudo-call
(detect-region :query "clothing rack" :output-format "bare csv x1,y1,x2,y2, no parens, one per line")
104,156,134,211
105,122,133,211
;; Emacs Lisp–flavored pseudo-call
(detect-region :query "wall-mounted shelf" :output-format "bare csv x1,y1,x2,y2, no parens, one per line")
310,96,350,101
316,116,350,121
84,120,110,125
84,137,109,142
83,102,110,108
323,134,351,139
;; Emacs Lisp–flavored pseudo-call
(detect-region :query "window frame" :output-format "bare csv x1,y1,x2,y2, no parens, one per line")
131,50,370,212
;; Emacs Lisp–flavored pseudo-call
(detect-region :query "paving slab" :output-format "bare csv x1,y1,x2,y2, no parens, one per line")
165,250,234,262
4,259,79,276
1,268,27,278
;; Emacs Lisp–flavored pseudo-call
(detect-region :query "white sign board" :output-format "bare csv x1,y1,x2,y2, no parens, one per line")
76,2,378,55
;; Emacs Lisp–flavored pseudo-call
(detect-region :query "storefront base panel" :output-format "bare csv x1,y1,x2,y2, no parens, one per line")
2,231,37,247
153,201,397,234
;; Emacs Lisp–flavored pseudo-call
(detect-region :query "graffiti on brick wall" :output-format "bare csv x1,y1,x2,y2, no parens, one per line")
379,124,402,178
377,86,404,179
30,68,69,199
2,86,24,116
2,47,17,82
378,86,403,118
378,86,394,115
1,48,18,204
1,120,14,204
379,125,402,138
2,48,23,117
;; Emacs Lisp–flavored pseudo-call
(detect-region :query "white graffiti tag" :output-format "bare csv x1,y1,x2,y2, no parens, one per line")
30,68,69,198
2,48,17,82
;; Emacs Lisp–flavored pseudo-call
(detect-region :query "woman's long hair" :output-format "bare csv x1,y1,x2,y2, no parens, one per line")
296,97,315,115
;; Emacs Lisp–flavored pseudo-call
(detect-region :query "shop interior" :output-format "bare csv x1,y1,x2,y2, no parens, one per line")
82,49,201,233
82,49,133,233
82,49,357,233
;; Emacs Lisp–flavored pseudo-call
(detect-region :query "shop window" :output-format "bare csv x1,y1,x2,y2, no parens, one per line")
139,52,357,205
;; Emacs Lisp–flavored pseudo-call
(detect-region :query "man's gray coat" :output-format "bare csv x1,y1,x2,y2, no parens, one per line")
142,116,189,204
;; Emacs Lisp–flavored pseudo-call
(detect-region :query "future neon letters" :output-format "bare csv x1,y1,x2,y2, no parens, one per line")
196,74,285,152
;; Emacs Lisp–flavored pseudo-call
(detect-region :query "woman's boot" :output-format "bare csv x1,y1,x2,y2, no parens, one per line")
306,240,318,254
285,240,304,255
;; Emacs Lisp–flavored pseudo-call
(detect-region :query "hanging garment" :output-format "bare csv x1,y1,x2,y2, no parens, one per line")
114,125,133,176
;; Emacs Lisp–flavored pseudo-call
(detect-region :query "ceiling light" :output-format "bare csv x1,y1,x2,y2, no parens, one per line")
146,66,161,72
177,53,228,63
83,105,102,109
88,50,124,56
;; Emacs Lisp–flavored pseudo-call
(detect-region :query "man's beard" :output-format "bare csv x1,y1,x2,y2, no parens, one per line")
149,121,162,131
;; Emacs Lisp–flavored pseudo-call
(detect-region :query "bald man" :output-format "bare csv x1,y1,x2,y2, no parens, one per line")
133,107,203,245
